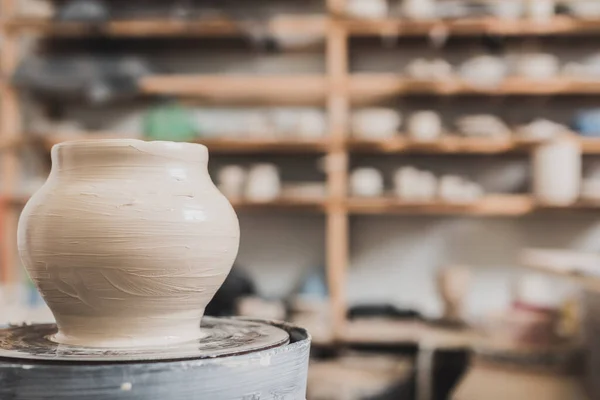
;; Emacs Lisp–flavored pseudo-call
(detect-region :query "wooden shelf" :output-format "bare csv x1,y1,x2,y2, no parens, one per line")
348,136,540,154
347,195,536,216
4,15,327,37
39,134,331,154
230,197,327,212
345,16,600,37
139,74,328,104
350,75,600,101
521,248,600,292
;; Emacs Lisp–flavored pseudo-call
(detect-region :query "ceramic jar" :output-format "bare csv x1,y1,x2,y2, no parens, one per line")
460,56,508,88
408,111,442,141
533,136,581,206
245,163,281,202
18,139,240,348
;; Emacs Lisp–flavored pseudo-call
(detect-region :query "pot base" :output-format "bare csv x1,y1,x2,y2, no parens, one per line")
0,318,310,400
0,317,289,362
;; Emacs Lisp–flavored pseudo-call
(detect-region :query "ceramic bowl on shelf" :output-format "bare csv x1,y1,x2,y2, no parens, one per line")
350,168,384,197
455,114,511,138
351,108,402,139
460,55,508,89
490,1,524,20
516,53,559,80
517,119,568,140
399,0,437,20
405,58,453,81
346,0,388,19
297,109,327,139
407,110,442,142
526,0,555,22
281,182,327,199
393,167,438,202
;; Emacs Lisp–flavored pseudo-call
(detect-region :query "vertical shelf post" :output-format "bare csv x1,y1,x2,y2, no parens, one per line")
0,0,22,285
326,0,349,337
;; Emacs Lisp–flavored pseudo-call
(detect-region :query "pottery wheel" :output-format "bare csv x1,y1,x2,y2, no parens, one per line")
0,317,289,362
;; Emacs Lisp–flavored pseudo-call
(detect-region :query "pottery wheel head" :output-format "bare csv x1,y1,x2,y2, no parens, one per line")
0,317,289,362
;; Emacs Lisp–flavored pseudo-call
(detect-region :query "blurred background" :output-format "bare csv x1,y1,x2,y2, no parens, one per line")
3,0,600,399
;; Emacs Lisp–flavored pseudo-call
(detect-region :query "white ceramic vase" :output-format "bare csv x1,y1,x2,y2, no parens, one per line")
533,137,581,206
18,139,240,348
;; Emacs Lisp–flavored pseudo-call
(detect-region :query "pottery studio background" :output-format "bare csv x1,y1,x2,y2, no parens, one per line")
3,0,600,399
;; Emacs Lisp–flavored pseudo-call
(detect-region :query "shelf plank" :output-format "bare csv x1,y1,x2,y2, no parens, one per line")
348,136,539,154
38,134,331,154
347,195,536,216
350,75,600,101
140,74,328,104
4,15,327,37
521,248,600,292
345,16,600,37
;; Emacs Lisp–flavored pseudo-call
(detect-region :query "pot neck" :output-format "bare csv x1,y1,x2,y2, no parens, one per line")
51,139,209,172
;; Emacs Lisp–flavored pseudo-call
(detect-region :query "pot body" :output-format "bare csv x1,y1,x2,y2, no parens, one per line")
18,139,240,348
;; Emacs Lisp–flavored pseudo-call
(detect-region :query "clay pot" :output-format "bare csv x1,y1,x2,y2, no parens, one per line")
18,139,240,348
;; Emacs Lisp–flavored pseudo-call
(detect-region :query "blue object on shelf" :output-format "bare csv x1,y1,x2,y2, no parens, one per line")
297,267,328,299
573,109,600,137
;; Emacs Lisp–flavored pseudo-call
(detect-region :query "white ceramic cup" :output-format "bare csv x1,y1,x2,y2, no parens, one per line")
346,0,388,18
400,0,437,20
517,53,559,80
408,111,442,141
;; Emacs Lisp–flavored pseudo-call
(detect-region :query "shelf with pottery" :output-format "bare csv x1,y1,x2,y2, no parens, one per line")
139,75,328,104
349,75,600,100
344,16,600,37
520,248,600,293
4,15,328,37
38,134,331,154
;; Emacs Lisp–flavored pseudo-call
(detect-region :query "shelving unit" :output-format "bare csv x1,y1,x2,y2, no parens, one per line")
2,1,600,343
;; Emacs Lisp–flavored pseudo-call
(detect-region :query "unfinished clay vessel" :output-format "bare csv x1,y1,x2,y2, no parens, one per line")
18,139,240,348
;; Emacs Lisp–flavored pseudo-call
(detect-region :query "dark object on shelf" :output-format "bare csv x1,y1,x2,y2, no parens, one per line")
55,0,110,23
13,56,160,104
205,266,256,317
367,373,415,400
347,304,423,321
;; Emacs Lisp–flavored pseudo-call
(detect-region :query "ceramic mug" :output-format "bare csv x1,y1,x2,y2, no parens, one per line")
517,53,559,80
245,163,281,202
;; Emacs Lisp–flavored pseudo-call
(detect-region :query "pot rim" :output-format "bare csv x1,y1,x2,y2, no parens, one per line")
52,139,209,165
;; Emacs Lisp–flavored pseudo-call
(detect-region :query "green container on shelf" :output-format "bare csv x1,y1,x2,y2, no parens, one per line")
143,103,198,142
